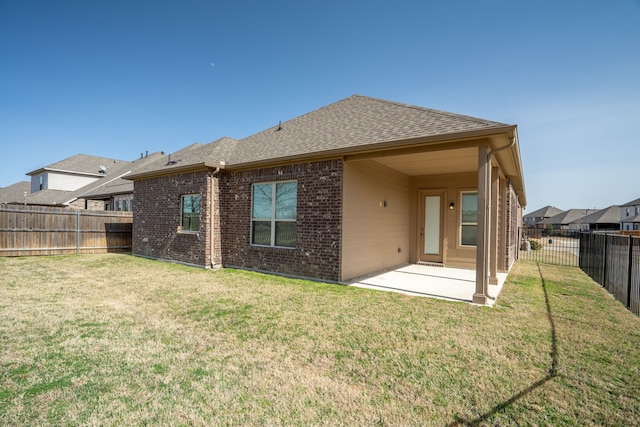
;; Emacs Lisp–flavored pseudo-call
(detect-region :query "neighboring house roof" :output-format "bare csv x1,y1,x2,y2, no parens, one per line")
27,153,129,177
0,181,31,204
128,95,519,182
19,189,78,206
569,206,621,225
621,197,640,207
621,214,640,224
126,140,238,179
524,205,564,219
82,152,166,199
539,209,593,225
3,153,151,207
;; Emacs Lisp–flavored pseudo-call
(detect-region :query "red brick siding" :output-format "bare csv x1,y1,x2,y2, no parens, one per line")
133,171,212,267
220,160,343,281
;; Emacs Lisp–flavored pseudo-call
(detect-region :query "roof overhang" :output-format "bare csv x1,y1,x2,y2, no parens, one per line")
125,161,224,181
27,167,106,178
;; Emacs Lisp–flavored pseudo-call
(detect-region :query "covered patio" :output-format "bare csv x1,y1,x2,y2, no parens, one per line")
347,263,508,305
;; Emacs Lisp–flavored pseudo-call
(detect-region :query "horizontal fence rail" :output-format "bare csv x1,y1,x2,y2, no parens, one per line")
519,226,580,266
0,204,133,256
579,232,640,316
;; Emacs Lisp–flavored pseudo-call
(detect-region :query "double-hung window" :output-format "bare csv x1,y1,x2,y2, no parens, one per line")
181,194,201,232
460,191,478,246
251,181,297,248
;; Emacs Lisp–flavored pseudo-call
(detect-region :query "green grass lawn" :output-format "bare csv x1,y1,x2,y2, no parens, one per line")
1,254,639,426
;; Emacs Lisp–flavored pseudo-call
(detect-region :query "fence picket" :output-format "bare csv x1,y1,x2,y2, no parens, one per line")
0,205,132,256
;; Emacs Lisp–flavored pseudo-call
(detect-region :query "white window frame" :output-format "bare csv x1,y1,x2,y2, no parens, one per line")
251,180,297,248
460,191,478,247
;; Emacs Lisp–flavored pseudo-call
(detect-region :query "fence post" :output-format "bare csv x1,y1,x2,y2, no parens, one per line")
76,209,80,254
628,236,634,309
602,235,608,287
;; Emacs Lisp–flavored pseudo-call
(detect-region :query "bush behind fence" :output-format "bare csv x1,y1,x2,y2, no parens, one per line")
519,226,580,266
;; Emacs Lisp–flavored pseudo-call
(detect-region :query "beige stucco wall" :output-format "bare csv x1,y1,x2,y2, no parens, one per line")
410,173,478,270
341,160,411,281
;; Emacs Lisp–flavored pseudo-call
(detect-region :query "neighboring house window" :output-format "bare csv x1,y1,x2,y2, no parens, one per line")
626,208,630,217
105,202,111,211
460,191,478,246
123,200,129,212
39,175,44,190
181,195,201,231
636,207,640,215
251,181,297,248
116,200,122,211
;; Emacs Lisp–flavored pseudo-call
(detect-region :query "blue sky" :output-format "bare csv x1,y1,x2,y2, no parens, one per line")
1,0,639,212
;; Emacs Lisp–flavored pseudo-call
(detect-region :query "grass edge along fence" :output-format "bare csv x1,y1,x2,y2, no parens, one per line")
0,204,133,256
579,232,640,316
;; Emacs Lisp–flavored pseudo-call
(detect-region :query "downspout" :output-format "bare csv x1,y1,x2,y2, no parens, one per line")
209,167,221,268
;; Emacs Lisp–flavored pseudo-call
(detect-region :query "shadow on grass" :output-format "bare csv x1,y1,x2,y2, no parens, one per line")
447,263,558,426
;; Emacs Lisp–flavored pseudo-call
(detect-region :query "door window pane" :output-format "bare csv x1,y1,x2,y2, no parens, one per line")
424,196,440,255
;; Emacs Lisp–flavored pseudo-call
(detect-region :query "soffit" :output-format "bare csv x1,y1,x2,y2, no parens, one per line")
370,147,478,176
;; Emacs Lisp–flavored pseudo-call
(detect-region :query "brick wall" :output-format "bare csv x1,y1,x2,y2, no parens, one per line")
505,179,520,269
220,159,343,281
133,171,212,267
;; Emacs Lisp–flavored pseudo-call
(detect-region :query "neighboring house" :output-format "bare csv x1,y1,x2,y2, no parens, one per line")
1,153,160,211
82,151,165,211
620,197,640,231
126,95,527,304
14,154,132,209
569,205,621,231
0,181,31,204
523,205,564,228
538,208,594,232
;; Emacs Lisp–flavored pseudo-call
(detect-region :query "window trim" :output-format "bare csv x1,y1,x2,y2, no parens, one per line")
180,194,201,233
250,180,297,248
459,190,478,247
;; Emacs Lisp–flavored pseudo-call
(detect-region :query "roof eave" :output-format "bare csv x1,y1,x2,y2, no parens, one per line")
125,161,224,181
229,125,517,170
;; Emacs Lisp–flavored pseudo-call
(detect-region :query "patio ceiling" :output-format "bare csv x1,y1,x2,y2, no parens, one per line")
370,147,478,177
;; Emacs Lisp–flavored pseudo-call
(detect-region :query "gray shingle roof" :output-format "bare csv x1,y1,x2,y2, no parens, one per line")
621,197,640,207
539,209,592,225
622,214,640,224
127,95,514,180
28,154,129,176
0,181,31,204
230,95,511,166
569,206,621,225
524,206,564,219
82,152,166,198
127,139,237,178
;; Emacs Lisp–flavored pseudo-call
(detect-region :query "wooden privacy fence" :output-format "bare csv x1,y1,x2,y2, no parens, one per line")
0,205,133,256
579,232,640,316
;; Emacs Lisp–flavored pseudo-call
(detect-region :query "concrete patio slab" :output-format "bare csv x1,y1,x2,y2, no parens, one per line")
346,264,508,305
